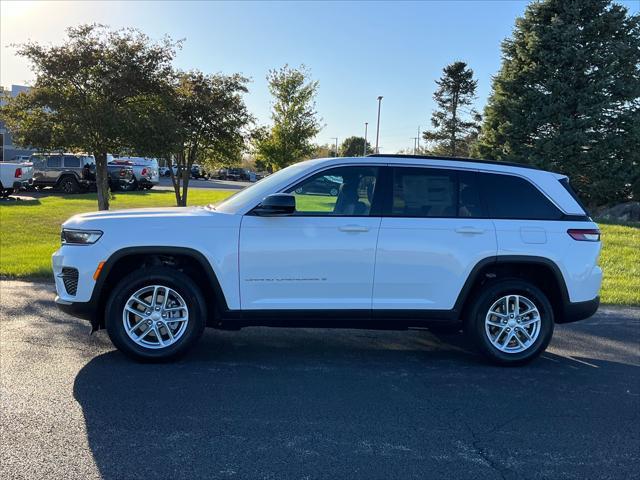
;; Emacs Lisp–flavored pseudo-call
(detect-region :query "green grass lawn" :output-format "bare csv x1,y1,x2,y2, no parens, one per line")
1,191,638,305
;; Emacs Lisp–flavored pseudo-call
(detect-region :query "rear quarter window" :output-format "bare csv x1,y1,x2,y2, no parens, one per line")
559,178,589,216
479,173,563,220
63,156,81,168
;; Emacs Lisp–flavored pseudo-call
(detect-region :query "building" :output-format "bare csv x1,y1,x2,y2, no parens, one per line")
1,85,37,162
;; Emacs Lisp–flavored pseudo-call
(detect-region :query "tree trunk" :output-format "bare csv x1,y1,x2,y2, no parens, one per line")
450,89,459,157
169,158,182,206
180,148,197,207
95,152,110,211
179,166,189,207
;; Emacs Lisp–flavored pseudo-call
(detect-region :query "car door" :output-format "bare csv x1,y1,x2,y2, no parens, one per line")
44,155,63,185
372,166,497,312
239,165,382,310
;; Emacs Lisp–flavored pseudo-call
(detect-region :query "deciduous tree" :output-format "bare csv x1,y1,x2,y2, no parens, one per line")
254,65,322,170
340,136,371,157
166,71,251,206
0,24,179,210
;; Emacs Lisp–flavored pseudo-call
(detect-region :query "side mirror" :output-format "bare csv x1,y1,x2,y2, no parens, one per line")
252,193,296,216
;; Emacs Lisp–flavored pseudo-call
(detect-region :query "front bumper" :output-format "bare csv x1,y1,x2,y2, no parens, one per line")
55,296,95,322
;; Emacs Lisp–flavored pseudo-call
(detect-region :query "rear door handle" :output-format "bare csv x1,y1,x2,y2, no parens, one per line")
339,225,370,233
455,226,485,235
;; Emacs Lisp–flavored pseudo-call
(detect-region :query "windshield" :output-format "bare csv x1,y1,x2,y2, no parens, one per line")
212,161,311,213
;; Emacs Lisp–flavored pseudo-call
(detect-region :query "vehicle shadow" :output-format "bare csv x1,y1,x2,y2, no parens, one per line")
73,325,640,480
0,196,42,206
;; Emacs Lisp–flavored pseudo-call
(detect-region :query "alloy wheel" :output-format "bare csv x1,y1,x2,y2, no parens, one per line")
484,294,541,354
122,285,189,349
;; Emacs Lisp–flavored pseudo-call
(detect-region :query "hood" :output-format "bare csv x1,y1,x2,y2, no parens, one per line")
62,206,212,229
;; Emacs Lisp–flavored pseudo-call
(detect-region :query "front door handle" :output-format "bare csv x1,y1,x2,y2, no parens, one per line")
455,226,485,235
339,225,370,233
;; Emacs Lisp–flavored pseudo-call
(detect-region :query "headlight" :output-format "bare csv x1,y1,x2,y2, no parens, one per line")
61,229,103,245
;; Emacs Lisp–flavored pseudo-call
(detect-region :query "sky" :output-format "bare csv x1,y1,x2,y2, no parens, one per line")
2,0,638,153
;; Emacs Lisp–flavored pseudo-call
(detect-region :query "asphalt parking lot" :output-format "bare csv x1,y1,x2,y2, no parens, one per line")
155,176,251,191
1,279,639,480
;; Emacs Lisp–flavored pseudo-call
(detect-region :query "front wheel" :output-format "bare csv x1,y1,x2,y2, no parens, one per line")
464,279,554,366
105,267,206,361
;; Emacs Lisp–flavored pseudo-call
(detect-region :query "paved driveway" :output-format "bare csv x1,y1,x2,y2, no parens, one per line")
1,279,638,480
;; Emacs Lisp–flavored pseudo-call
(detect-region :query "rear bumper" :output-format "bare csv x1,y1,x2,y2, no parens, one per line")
138,175,159,186
558,296,600,324
12,179,32,189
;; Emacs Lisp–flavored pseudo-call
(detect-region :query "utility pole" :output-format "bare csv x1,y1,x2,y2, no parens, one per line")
375,96,383,153
411,137,418,154
363,122,368,156
330,137,338,157
417,125,421,153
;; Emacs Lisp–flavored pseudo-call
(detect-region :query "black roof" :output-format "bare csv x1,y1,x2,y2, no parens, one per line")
367,154,542,171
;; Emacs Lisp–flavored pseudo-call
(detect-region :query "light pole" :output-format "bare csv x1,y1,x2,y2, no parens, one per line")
417,125,421,153
363,122,368,156
375,96,383,153
411,137,418,154
330,137,338,157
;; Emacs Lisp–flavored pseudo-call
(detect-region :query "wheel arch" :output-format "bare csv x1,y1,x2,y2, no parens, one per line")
91,246,229,330
55,172,80,186
455,255,569,323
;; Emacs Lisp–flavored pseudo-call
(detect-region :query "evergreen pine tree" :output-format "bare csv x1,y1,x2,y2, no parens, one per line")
475,0,640,206
422,61,481,157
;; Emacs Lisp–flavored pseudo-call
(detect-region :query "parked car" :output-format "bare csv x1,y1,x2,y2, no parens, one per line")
190,164,209,179
107,164,135,191
221,167,250,181
108,156,159,190
294,175,342,196
53,154,602,365
0,161,33,196
31,153,96,193
158,166,171,177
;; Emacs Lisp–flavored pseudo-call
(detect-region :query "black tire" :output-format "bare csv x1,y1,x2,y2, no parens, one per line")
105,267,207,361
130,178,139,191
58,176,80,194
464,279,554,366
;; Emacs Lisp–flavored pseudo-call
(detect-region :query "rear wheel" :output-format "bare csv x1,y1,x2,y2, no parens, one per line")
105,267,206,361
58,176,80,194
464,279,554,365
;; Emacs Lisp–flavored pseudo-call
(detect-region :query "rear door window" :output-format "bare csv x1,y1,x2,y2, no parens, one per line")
391,167,457,217
46,155,62,168
458,171,485,217
479,172,563,220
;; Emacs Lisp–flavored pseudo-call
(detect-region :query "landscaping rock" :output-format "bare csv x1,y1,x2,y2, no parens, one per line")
594,202,640,222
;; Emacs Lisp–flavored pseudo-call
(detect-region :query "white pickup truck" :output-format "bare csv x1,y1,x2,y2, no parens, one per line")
0,161,33,196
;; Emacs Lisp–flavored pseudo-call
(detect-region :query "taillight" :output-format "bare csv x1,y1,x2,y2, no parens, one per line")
120,170,126,177
567,229,600,242
141,168,148,176
14,168,22,178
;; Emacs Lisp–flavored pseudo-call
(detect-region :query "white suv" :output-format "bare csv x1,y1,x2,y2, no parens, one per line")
53,155,602,365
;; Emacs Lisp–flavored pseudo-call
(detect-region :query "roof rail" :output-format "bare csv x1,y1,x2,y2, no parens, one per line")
367,153,542,171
